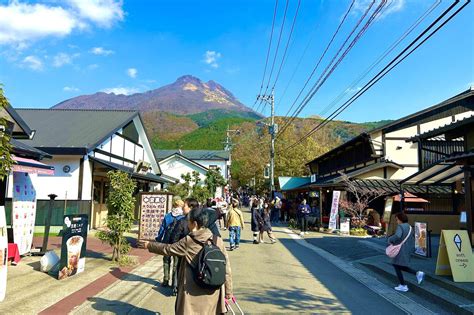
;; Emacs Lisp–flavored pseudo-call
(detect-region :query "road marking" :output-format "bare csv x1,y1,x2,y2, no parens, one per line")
282,228,435,315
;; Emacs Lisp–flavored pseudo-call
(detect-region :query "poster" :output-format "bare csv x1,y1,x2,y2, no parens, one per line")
138,193,171,241
328,191,341,230
12,172,37,255
414,222,428,257
435,230,474,282
340,217,350,235
58,214,88,280
0,206,7,302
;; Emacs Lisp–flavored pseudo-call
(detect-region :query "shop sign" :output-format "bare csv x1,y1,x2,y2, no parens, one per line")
414,222,428,257
328,191,341,230
138,193,171,241
435,230,474,282
12,172,36,255
58,215,88,280
340,217,350,235
0,206,7,302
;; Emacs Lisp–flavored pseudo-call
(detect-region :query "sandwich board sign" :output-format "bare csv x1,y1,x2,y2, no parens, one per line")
435,230,474,282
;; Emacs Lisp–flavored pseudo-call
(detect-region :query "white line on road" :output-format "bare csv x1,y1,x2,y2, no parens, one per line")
282,228,435,315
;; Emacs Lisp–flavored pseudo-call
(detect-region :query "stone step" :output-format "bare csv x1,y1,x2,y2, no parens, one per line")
358,261,474,315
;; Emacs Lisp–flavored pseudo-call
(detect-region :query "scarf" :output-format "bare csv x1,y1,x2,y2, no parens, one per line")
171,207,183,217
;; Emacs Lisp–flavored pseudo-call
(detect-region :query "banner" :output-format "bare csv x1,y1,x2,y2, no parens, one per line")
436,230,474,282
328,191,341,230
58,214,88,280
0,206,7,302
12,172,37,255
414,222,428,257
138,193,171,241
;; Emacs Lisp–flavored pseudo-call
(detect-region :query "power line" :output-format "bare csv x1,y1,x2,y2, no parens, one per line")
283,0,468,152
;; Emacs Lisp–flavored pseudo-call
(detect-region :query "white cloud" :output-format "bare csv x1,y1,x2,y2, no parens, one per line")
87,63,99,70
90,47,114,56
203,50,221,68
63,86,80,92
67,0,124,28
127,68,137,78
22,55,43,71
102,87,140,95
0,1,124,46
53,52,79,67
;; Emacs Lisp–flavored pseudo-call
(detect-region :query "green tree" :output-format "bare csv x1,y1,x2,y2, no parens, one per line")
97,170,137,262
205,168,227,196
0,85,14,180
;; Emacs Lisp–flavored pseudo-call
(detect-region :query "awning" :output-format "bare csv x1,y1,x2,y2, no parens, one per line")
393,192,429,203
278,176,311,191
400,160,464,186
12,155,55,175
90,156,175,184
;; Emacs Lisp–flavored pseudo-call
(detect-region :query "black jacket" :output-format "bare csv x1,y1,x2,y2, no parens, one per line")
170,208,221,243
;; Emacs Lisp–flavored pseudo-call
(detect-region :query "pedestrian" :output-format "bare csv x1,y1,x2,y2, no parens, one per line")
273,196,282,224
155,197,185,288
298,199,311,236
311,200,321,232
146,207,233,314
388,212,424,292
259,201,276,244
250,199,262,244
226,198,245,250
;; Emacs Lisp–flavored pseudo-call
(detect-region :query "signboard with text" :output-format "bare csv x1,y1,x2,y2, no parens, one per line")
138,193,172,241
58,214,88,280
435,230,474,282
328,191,341,230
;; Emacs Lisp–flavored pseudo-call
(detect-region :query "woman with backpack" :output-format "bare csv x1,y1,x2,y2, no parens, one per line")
388,212,424,292
146,207,233,314
155,198,185,288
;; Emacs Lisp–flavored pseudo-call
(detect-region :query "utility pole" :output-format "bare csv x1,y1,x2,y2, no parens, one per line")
257,89,276,197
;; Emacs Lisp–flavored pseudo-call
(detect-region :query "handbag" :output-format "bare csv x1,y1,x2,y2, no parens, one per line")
386,226,412,258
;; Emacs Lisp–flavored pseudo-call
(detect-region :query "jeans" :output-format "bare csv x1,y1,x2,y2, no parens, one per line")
229,226,241,248
393,264,416,285
163,256,178,285
300,216,308,232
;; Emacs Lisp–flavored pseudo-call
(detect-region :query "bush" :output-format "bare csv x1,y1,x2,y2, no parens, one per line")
350,228,367,236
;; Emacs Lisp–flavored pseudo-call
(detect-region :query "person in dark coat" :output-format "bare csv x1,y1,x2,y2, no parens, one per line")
250,199,262,244
388,212,424,292
298,199,311,237
259,200,276,244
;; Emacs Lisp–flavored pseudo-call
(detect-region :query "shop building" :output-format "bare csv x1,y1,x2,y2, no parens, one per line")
5,109,173,229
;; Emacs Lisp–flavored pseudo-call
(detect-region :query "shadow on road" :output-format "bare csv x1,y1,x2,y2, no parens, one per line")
86,297,158,314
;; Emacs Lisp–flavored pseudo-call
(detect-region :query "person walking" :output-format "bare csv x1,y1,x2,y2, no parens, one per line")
155,198,185,288
226,198,245,250
251,199,262,244
259,201,276,244
146,207,233,315
298,199,311,237
272,196,282,224
388,212,424,292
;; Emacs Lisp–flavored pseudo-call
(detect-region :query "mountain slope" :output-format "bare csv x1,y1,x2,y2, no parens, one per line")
53,75,257,115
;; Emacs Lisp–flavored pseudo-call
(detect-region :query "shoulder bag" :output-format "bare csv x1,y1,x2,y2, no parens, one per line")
386,226,412,258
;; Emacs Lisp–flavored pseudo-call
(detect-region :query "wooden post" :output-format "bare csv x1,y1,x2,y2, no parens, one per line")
464,164,473,244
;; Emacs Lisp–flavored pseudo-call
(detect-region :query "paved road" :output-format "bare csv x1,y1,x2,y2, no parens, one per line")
73,209,410,314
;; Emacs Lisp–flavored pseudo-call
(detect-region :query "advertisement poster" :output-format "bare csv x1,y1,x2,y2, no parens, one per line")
436,230,474,282
328,191,341,230
58,215,88,280
414,222,428,257
0,206,7,302
12,172,37,255
340,217,350,235
139,193,171,241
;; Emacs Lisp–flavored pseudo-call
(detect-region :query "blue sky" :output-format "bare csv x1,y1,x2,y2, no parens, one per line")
0,0,472,123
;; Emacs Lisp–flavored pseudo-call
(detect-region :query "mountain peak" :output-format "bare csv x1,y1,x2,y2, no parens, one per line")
176,75,202,84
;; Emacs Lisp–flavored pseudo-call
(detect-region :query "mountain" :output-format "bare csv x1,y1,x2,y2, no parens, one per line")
52,75,258,116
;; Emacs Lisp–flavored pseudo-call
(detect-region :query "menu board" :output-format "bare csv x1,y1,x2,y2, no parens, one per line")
414,222,428,257
138,193,171,241
58,215,88,280
12,172,37,255
0,206,7,301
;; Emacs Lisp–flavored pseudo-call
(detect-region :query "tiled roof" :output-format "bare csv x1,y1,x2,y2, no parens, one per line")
154,149,230,161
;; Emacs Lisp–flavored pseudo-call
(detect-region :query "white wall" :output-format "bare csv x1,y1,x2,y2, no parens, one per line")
159,156,207,185
196,160,228,180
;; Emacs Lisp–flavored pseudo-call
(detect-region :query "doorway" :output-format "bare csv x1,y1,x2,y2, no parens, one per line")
92,178,109,228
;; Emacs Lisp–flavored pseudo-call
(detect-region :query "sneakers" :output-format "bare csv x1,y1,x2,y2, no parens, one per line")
394,284,409,292
235,245,240,250
270,239,276,244
416,271,425,284
229,246,234,251
253,240,259,244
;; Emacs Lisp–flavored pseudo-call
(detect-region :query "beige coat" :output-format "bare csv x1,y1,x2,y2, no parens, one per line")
226,207,245,229
148,228,233,315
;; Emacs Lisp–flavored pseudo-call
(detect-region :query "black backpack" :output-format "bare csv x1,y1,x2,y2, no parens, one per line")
161,216,183,244
191,235,227,290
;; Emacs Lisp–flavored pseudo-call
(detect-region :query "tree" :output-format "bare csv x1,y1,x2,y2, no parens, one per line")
338,173,385,228
0,85,14,180
205,168,227,196
97,170,137,262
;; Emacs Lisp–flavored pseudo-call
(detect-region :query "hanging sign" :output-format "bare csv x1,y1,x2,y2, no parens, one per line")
328,191,341,230
58,214,88,280
138,193,171,241
12,172,37,255
414,222,428,257
435,230,474,282
0,206,7,302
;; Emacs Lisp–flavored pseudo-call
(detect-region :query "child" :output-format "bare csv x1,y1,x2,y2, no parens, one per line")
226,198,245,250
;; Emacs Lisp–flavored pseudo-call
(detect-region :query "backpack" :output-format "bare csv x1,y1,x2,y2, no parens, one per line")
161,216,183,244
191,235,227,290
